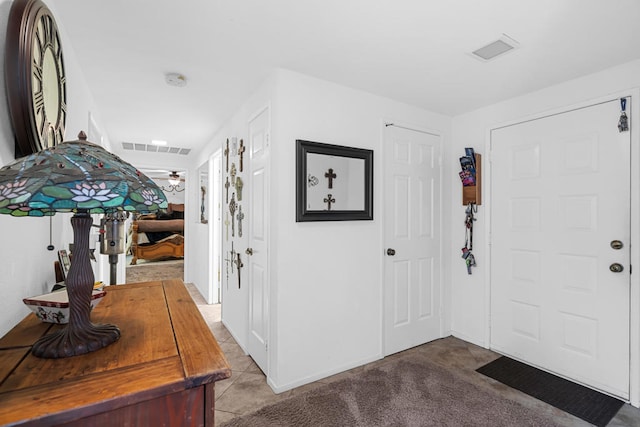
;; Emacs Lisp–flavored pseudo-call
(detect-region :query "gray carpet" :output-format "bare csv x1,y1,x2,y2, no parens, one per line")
221,359,564,427
125,259,184,283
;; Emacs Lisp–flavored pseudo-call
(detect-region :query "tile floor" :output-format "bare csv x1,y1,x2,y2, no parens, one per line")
185,284,640,426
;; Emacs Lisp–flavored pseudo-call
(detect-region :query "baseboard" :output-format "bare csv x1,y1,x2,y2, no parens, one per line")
451,330,488,349
267,352,383,394
221,319,249,354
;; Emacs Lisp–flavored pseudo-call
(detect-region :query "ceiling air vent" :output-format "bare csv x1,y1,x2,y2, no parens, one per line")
471,34,519,62
122,142,191,155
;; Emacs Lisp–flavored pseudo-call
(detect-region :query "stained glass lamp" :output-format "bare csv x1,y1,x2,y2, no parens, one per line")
0,132,168,358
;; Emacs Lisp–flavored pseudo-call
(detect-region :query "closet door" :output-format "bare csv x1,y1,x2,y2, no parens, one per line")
384,124,442,356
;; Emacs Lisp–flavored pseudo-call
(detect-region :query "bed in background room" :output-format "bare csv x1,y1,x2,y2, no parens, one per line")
129,203,184,265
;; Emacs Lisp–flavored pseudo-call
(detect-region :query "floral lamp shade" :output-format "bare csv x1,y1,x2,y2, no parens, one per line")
0,132,168,358
0,132,167,215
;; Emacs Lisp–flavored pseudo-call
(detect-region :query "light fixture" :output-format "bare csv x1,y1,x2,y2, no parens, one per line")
163,171,185,193
168,171,181,186
0,131,168,358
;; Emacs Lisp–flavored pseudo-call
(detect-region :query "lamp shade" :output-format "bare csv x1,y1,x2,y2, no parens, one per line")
0,132,168,358
0,132,168,216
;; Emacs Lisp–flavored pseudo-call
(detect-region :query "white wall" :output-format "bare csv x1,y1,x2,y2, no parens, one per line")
0,0,111,335
268,69,452,391
190,69,452,392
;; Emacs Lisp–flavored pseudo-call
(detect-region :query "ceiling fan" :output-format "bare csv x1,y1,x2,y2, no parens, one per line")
140,169,186,192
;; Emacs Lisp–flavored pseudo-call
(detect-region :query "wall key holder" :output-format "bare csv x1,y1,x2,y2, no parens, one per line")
461,153,481,205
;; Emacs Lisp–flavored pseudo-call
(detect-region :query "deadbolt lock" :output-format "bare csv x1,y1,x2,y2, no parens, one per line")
611,240,624,250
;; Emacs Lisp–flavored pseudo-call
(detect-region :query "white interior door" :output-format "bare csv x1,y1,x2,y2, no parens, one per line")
490,98,631,399
384,124,442,356
246,107,270,373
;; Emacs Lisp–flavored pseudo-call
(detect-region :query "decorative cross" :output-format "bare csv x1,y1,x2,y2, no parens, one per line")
229,193,237,237
324,194,335,210
234,252,243,289
238,139,246,172
224,176,230,203
236,177,244,201
324,168,337,189
224,244,236,291
227,242,236,282
230,163,237,188
237,205,245,237
224,139,229,172
231,138,238,156
224,212,230,241
200,186,207,224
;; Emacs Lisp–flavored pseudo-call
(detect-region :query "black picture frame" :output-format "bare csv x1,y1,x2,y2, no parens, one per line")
296,139,373,222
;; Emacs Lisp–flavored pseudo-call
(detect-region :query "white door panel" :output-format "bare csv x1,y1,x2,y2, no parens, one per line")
384,125,441,355
491,98,631,398
247,107,269,373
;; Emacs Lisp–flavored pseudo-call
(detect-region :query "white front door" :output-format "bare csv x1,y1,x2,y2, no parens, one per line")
246,107,270,373
384,124,442,356
490,98,631,398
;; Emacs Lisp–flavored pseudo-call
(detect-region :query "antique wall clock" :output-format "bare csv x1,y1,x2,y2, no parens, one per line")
5,0,67,158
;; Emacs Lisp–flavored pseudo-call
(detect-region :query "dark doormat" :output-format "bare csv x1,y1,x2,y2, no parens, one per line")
477,356,624,427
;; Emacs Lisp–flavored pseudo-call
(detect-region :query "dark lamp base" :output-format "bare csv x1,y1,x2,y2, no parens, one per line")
31,211,120,359
32,324,120,358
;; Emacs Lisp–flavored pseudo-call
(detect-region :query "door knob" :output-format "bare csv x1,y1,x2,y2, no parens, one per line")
245,248,253,256
387,248,396,256
610,263,624,273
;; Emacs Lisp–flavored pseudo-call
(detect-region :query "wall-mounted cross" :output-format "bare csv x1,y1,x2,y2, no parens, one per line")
324,194,335,210
224,139,229,172
236,177,244,201
229,193,237,237
234,252,243,289
224,176,230,203
238,139,246,172
200,186,207,223
230,163,237,188
324,168,337,189
237,205,245,237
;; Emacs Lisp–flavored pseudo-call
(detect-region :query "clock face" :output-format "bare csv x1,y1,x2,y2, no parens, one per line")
5,0,67,157
32,12,66,150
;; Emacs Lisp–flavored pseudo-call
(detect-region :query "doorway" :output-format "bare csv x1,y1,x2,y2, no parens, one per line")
490,98,631,398
125,168,187,284
383,123,443,356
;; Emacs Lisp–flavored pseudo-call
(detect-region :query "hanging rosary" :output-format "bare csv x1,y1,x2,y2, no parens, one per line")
462,203,477,274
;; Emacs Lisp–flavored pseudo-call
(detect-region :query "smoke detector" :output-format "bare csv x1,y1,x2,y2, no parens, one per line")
165,73,187,87
470,34,519,62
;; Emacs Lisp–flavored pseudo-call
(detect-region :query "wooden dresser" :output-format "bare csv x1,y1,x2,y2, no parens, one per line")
0,280,231,426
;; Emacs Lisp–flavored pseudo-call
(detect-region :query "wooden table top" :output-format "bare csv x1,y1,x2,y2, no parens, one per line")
0,280,231,426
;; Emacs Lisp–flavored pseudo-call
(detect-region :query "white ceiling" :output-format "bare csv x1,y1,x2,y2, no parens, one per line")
50,0,640,159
